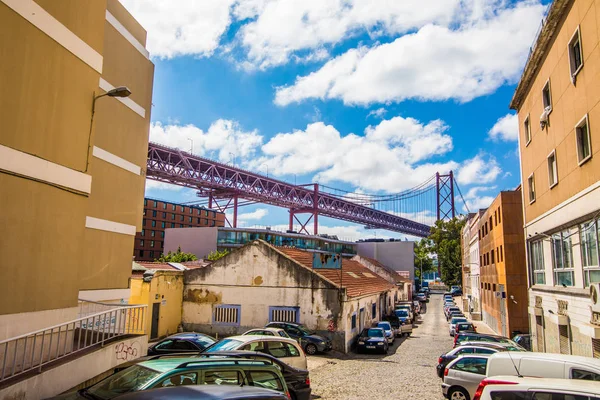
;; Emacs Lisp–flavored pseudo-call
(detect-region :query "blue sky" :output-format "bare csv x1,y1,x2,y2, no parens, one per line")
123,0,549,241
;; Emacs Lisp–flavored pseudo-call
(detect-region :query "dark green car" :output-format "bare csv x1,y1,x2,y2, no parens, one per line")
50,357,290,400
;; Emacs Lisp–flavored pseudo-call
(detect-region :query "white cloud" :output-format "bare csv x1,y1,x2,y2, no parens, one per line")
119,0,236,58
274,1,545,106
267,223,402,242
256,117,457,192
150,120,263,164
226,208,269,227
235,0,461,69
456,154,502,186
367,108,387,119
488,113,519,141
462,186,496,211
145,180,182,192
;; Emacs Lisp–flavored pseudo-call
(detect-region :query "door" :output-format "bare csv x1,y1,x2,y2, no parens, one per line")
265,341,307,370
359,308,365,332
499,284,507,337
151,302,160,339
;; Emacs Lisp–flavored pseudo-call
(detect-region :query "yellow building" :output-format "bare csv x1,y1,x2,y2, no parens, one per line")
129,263,185,340
0,0,154,337
511,0,600,356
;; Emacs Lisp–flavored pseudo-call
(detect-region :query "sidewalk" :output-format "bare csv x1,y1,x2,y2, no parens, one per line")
455,296,496,335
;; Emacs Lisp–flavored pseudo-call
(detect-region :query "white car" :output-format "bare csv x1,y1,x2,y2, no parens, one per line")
442,354,490,400
242,327,290,338
486,351,600,379
449,317,468,336
204,335,307,370
472,375,600,400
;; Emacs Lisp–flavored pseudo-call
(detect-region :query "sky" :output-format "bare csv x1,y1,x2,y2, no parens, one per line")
121,0,549,242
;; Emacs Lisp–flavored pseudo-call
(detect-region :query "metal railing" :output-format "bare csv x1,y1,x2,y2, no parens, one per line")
0,304,146,384
78,298,123,318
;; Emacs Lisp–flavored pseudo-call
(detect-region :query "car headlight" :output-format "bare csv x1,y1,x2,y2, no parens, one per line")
319,341,326,345
378,342,384,345
358,341,365,345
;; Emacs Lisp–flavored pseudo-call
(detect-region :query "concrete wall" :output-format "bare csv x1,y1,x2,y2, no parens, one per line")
0,335,148,400
357,242,415,282
165,227,219,259
129,271,184,339
182,242,345,349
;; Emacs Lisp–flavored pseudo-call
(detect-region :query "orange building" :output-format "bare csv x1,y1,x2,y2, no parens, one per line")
478,190,529,336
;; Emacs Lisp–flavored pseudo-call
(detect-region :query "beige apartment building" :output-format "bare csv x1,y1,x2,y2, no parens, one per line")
0,0,153,397
510,0,600,356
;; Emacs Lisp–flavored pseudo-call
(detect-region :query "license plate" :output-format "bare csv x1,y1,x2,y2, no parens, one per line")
366,346,375,349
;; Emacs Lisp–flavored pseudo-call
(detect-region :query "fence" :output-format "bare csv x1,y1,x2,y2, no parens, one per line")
78,298,124,318
0,304,146,384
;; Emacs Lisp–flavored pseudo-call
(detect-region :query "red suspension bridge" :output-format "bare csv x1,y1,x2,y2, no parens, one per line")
146,142,468,238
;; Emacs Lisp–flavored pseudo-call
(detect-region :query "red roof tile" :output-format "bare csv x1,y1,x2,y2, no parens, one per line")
276,247,394,298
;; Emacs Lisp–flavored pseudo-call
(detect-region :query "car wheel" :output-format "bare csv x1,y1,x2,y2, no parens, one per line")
305,343,318,355
448,387,470,400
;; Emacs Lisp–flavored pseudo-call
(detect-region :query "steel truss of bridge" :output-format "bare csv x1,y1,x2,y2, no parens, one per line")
147,142,433,237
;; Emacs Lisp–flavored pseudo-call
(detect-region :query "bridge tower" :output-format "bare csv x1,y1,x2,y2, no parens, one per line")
436,171,455,221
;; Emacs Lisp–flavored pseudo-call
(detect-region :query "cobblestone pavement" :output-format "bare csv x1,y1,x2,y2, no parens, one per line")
308,294,454,400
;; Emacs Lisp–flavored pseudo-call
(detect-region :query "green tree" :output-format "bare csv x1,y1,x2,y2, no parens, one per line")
156,246,198,262
414,238,435,280
426,217,466,286
206,249,229,261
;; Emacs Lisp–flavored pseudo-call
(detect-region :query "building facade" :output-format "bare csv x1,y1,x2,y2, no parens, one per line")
356,241,416,283
182,240,399,352
468,211,483,320
0,0,153,337
135,198,225,261
478,191,529,336
510,0,600,356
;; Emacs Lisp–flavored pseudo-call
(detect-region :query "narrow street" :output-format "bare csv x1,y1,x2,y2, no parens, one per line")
309,294,452,399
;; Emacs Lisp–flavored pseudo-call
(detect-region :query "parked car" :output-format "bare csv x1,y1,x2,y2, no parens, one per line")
114,385,290,400
451,288,463,296
381,314,412,337
436,345,508,378
243,328,291,338
394,309,413,327
472,375,600,400
445,306,460,318
395,303,414,321
458,341,526,352
511,333,531,351
372,321,394,344
412,301,421,315
147,333,217,356
454,333,523,349
454,322,476,335
204,336,307,370
112,351,311,400
265,322,332,355
447,311,465,322
449,317,468,336
486,351,600,380
442,355,490,400
415,293,427,302
355,327,389,354
50,357,290,400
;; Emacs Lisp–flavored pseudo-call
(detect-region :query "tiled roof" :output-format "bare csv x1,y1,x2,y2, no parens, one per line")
276,247,394,298
136,262,180,271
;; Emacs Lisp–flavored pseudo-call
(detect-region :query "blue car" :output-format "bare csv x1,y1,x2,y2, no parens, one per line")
372,321,394,344
355,327,389,354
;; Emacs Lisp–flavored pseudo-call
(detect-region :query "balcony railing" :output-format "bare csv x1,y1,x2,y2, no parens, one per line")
0,304,146,384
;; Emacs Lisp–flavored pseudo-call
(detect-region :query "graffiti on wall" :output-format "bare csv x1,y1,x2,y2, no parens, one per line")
115,341,141,361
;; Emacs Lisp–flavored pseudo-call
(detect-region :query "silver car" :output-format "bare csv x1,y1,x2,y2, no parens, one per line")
448,317,468,336
441,354,489,400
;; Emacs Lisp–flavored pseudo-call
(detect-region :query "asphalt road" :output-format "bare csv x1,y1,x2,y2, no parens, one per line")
308,294,454,400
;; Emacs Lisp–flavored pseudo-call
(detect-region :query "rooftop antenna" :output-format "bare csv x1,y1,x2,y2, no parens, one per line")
506,350,523,378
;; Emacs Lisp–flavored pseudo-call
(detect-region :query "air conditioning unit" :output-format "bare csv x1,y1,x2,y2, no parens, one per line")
590,283,600,313
540,106,551,129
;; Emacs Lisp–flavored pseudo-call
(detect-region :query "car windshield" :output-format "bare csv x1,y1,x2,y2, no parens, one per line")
296,325,313,336
204,339,243,352
365,329,384,337
395,310,408,317
87,365,161,399
451,318,467,324
377,322,391,330
193,336,216,348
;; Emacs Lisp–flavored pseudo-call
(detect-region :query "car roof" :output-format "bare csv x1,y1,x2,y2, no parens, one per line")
164,332,215,340
481,376,600,393
245,328,285,333
137,356,277,373
114,384,288,399
450,345,500,353
458,332,505,339
220,335,299,344
268,321,302,327
489,351,600,368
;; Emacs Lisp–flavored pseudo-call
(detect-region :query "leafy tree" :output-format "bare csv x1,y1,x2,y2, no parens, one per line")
426,217,466,286
206,249,230,261
156,246,198,262
414,238,435,280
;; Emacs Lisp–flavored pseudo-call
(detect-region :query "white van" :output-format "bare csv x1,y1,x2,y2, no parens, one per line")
486,352,600,380
474,376,600,400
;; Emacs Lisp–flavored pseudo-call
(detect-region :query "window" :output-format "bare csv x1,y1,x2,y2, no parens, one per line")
161,222,166,228
530,240,545,285
139,250,144,257
247,371,284,392
571,368,600,381
151,220,156,227
553,230,574,286
149,251,154,259
203,371,241,385
143,218,146,226
535,315,545,352
266,341,297,358
559,324,570,354
172,204,176,211
180,215,184,221
490,392,528,400
213,304,241,326
498,207,501,223
162,212,166,218
143,209,147,216
204,218,209,225
188,216,192,223
547,150,558,188
576,115,592,165
144,199,147,206
197,209,201,215
493,283,497,292
159,372,198,387
181,206,185,212
161,231,165,238
152,210,157,217
171,223,175,228
269,306,299,323
491,251,495,264
150,241,154,247
528,173,536,204
542,80,552,112
197,218,201,224
162,202,167,209
141,229,145,236
532,393,587,400
568,27,583,82
180,224,184,228
351,313,357,330
153,200,158,207
499,245,503,262
210,220,216,227
524,115,531,145
581,220,600,287
171,213,175,220
451,357,487,375
372,303,377,319
151,230,155,237
140,240,144,246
